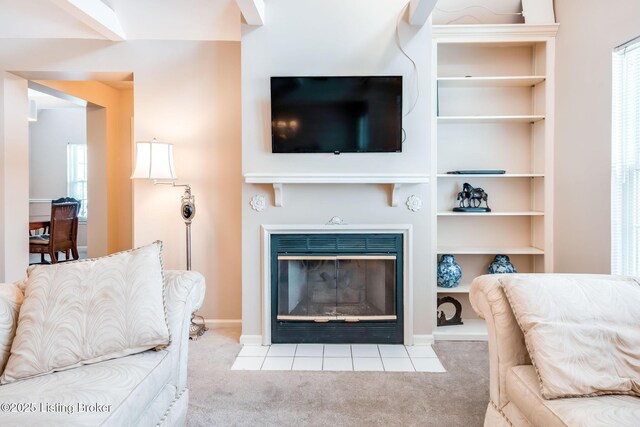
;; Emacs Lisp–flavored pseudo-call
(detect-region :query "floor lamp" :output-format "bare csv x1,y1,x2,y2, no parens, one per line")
131,138,207,339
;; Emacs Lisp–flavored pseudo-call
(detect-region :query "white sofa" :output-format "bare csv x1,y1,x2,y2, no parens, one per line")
470,274,640,427
0,270,205,427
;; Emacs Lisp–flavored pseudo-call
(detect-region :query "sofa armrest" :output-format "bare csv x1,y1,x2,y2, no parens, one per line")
0,283,23,373
164,270,205,391
470,274,530,409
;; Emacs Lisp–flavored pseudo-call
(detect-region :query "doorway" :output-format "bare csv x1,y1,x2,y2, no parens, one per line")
17,74,133,268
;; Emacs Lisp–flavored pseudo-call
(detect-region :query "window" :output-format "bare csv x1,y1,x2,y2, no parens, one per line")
67,143,88,219
612,37,640,275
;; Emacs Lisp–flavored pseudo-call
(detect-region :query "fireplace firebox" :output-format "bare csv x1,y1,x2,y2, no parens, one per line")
271,234,403,344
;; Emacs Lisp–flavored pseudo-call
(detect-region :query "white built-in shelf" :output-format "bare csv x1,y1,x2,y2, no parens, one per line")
432,23,556,346
437,283,471,294
437,76,546,88
434,319,488,341
437,115,545,124
437,246,544,255
243,173,430,207
437,173,544,178
437,211,544,217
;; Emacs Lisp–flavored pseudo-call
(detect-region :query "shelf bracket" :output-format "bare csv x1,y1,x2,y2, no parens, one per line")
273,183,284,207
391,184,402,207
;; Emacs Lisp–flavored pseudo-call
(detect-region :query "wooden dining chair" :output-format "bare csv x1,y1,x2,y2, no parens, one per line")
29,202,79,264
51,197,82,213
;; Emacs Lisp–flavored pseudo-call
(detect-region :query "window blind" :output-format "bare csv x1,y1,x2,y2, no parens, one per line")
612,38,640,275
67,143,88,220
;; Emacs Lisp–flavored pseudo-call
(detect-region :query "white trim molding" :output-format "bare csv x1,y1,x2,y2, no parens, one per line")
260,224,415,346
244,173,430,207
239,335,263,346
432,24,559,40
409,0,438,26
235,0,265,26
48,0,126,41
412,335,435,346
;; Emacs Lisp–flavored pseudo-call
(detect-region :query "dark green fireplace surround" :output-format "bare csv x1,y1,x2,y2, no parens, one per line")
271,233,403,344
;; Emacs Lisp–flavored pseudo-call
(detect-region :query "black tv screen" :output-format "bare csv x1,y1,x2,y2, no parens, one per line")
270,76,402,153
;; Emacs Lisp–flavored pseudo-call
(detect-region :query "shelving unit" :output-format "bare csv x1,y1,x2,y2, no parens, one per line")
431,24,558,341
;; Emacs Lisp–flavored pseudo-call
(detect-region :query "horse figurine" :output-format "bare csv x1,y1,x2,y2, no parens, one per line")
455,182,491,211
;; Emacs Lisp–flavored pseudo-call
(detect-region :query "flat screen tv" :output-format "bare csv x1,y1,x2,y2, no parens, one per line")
270,76,402,153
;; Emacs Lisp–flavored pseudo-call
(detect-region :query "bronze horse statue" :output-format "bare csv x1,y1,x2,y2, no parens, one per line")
456,183,490,210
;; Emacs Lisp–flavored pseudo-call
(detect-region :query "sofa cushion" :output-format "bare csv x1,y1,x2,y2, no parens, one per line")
1,241,170,383
0,349,171,427
0,284,23,374
507,365,640,427
501,275,640,399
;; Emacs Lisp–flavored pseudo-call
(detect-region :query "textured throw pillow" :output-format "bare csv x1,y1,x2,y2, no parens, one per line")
0,284,23,374
501,275,640,399
1,241,170,384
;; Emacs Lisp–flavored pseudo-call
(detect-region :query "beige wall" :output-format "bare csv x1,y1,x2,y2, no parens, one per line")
0,73,29,281
0,40,242,320
554,0,640,273
85,103,108,257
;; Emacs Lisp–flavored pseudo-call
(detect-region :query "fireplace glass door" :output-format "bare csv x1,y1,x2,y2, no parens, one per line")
277,255,397,321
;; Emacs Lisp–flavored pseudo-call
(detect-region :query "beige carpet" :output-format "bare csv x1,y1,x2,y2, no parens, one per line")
187,328,489,427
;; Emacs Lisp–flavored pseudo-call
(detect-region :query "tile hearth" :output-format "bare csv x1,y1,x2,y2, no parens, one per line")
231,344,445,372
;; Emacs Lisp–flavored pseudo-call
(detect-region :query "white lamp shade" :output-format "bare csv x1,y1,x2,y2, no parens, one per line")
131,139,177,180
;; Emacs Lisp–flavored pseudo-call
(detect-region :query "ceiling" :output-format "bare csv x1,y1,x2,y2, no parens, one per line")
28,88,84,110
0,0,241,41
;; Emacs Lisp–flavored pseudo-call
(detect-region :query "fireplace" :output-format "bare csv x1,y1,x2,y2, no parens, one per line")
270,234,403,344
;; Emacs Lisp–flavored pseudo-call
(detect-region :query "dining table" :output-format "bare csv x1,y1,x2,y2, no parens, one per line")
29,216,50,235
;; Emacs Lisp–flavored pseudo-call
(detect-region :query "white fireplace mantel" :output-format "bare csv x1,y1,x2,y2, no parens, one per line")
249,224,416,346
243,173,430,207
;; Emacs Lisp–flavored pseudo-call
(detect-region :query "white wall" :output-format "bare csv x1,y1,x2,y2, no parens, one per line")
554,0,640,273
0,39,242,320
432,0,523,25
241,0,432,340
29,109,85,199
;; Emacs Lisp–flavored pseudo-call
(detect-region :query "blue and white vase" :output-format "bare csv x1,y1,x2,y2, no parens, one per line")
488,255,517,274
437,254,462,288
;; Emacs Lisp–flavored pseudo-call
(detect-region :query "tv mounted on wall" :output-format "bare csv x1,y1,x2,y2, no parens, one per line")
270,76,403,154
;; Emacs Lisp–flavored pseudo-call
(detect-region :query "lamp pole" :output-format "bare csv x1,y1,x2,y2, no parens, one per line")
155,182,195,270
180,186,195,270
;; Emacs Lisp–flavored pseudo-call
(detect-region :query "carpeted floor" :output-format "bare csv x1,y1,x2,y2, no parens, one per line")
186,327,489,427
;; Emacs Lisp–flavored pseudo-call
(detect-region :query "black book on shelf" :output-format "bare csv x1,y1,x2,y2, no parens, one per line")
446,170,506,175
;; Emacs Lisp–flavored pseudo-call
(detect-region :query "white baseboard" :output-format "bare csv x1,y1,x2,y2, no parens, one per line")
239,335,263,346
194,319,242,329
412,334,435,346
